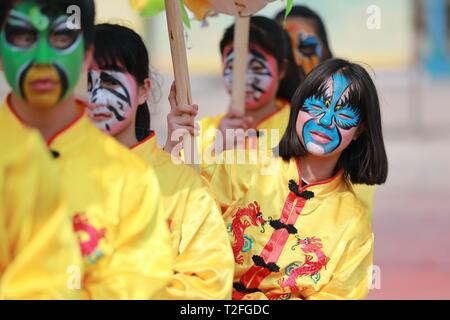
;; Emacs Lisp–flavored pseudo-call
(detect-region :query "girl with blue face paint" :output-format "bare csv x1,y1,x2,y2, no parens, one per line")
298,72,361,157
204,59,388,300
279,58,388,185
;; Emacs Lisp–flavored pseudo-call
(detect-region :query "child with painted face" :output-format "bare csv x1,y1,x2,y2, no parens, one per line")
204,59,388,300
165,16,301,163
87,23,234,300
276,6,376,221
0,0,173,299
275,5,333,77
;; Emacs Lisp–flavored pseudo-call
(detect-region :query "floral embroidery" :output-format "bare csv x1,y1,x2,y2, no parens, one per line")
73,213,106,265
230,201,266,264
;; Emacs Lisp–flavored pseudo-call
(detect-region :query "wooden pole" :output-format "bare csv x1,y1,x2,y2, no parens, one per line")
230,16,250,113
164,0,199,169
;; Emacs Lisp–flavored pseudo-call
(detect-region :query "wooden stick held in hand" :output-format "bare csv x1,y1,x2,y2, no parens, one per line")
230,16,250,113
164,0,199,170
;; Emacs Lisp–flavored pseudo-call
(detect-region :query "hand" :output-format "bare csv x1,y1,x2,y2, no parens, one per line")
164,81,199,153
218,108,253,151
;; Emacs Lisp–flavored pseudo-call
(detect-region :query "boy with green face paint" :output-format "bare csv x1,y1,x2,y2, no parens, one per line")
1,1,85,109
0,0,173,299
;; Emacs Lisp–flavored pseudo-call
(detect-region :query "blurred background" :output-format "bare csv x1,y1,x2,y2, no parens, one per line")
1,0,449,299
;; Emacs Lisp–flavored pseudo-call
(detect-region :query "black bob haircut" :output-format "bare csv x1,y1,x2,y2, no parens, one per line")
278,58,388,185
275,5,333,60
220,16,302,101
93,23,151,141
0,0,95,50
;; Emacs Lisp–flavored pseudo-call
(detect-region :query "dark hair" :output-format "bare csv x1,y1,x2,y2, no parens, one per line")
93,23,152,141
220,16,302,101
275,5,333,60
0,0,14,27
278,58,388,185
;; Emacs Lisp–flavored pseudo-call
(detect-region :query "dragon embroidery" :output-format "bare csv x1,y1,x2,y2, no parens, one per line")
231,201,266,264
279,236,329,290
73,213,106,264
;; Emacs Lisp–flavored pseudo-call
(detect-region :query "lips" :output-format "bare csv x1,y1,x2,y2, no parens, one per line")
309,130,332,144
91,112,112,121
29,78,59,92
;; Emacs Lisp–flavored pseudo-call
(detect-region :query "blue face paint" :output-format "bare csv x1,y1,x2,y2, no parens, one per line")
298,33,323,59
301,73,361,155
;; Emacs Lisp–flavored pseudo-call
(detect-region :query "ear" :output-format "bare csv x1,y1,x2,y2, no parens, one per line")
137,78,151,106
278,58,288,80
81,45,94,73
353,124,366,140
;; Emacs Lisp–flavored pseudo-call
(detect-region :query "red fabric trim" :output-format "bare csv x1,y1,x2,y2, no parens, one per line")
236,191,306,297
295,157,344,190
6,94,25,125
129,131,156,150
46,109,84,146
7,94,85,146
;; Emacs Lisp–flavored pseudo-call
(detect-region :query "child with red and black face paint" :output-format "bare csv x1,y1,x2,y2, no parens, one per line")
165,16,302,167
205,59,388,300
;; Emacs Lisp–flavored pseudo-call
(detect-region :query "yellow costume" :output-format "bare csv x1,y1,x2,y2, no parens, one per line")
198,100,375,219
2,95,173,300
198,99,290,164
131,133,234,299
204,151,373,300
0,108,81,300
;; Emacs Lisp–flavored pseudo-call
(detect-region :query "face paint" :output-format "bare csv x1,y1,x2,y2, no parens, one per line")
298,73,361,156
223,44,278,110
87,66,138,136
0,2,85,109
285,20,323,75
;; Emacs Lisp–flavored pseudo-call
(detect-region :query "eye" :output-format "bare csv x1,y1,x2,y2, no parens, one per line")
311,104,322,111
5,24,37,48
249,60,270,76
101,79,121,90
49,28,80,50
298,43,318,57
87,76,93,92
337,113,353,120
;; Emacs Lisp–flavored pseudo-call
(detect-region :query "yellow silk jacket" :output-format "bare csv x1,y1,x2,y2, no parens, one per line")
198,99,290,163
198,100,375,219
131,133,234,299
2,96,173,300
0,106,82,300
203,151,374,300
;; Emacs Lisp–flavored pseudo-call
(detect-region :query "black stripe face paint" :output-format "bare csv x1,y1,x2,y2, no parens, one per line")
87,68,138,135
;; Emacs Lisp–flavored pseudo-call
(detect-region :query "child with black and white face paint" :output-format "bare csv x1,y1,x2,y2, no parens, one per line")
86,27,153,146
87,23,234,300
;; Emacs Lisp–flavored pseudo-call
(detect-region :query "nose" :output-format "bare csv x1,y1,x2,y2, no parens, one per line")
88,88,108,108
318,109,334,128
34,38,52,65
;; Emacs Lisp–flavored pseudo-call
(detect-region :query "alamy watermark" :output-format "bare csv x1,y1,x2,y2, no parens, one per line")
66,5,81,30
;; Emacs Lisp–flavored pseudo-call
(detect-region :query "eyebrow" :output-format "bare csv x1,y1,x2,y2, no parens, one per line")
249,49,267,62
8,12,34,29
100,72,122,84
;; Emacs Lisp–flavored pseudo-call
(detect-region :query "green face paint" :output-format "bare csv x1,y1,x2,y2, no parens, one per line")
0,1,85,109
